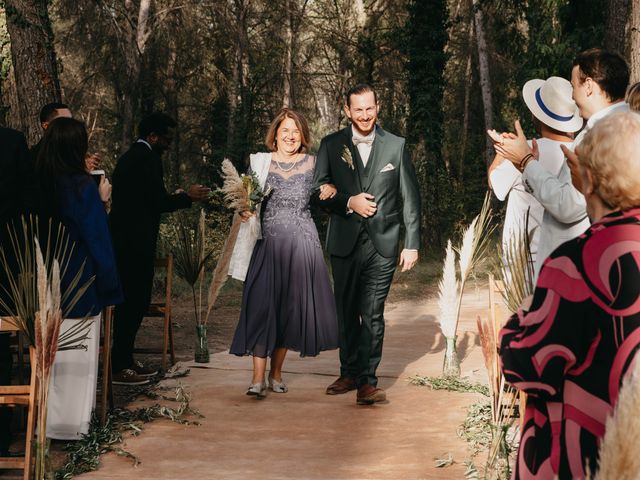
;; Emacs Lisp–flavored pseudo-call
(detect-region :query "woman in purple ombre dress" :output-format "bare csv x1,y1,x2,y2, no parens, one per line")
500,112,640,478
230,109,338,399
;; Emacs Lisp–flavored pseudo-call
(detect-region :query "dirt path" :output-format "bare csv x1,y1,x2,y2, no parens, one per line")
80,287,491,480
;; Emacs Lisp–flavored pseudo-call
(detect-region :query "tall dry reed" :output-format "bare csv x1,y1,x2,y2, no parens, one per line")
436,193,495,377
594,361,640,479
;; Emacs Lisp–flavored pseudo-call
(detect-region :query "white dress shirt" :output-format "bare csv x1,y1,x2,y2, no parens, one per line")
136,138,152,150
572,101,629,146
352,126,375,166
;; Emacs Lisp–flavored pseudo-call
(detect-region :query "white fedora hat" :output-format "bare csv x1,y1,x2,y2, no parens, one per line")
522,76,583,133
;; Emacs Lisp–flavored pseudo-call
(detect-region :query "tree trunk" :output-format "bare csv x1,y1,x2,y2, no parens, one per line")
472,0,493,166
354,0,367,28
226,0,250,164
120,0,153,151
604,0,630,55
165,34,181,187
282,0,294,108
4,0,61,146
460,18,474,179
630,1,640,84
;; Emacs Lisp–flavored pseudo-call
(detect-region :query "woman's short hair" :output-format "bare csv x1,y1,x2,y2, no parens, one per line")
626,82,640,112
578,111,640,210
265,108,310,153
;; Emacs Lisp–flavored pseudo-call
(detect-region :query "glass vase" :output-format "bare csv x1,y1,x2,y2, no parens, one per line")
487,424,512,480
35,438,53,479
442,335,461,377
194,324,210,363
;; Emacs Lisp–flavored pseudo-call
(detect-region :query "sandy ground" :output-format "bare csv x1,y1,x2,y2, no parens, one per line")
74,285,492,480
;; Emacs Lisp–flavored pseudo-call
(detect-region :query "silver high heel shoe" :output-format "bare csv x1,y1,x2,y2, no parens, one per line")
268,376,288,393
246,382,267,399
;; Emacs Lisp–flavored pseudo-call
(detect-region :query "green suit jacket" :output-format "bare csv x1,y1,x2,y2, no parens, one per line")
313,126,421,258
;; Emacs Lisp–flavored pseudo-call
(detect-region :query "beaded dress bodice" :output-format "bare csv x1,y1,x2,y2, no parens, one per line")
261,154,320,247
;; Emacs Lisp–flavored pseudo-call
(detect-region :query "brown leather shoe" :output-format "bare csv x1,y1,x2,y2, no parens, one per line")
325,376,357,395
356,384,386,405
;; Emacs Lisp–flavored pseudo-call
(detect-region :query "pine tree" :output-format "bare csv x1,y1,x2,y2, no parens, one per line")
406,0,451,250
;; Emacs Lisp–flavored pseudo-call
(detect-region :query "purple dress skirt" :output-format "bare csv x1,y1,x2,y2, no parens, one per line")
230,155,338,357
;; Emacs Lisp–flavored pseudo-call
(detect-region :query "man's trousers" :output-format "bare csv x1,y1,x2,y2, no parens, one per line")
330,231,396,387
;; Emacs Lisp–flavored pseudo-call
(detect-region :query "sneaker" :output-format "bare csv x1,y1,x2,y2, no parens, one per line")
132,361,158,377
112,369,151,386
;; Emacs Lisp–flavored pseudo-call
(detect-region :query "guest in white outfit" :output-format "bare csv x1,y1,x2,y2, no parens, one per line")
489,76,583,278
490,48,630,275
34,117,122,439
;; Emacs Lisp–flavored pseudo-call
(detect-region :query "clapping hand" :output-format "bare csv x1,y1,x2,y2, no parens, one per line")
560,144,583,193
319,183,337,200
487,120,537,165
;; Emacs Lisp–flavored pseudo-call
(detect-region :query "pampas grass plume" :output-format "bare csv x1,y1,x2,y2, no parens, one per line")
220,159,250,212
206,215,242,321
458,216,478,280
438,240,458,338
595,361,640,479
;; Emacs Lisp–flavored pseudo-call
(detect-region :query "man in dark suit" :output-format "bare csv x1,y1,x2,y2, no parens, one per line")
30,103,100,171
313,84,421,405
110,113,209,385
29,102,72,155
0,127,30,455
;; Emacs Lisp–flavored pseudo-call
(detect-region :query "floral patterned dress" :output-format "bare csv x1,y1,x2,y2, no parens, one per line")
500,208,640,479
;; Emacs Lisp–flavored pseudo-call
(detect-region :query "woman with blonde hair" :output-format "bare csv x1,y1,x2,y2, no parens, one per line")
229,108,338,399
500,111,640,478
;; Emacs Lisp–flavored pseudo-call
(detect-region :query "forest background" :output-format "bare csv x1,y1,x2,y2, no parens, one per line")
1,0,638,256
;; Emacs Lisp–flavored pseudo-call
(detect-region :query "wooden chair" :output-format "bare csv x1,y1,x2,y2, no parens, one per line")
488,275,527,426
7,332,26,385
99,306,114,426
0,317,36,480
133,255,175,370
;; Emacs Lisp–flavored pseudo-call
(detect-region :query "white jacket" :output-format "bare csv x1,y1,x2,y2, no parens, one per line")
227,152,271,281
522,102,629,278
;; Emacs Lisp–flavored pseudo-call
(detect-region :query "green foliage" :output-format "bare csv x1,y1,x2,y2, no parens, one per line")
409,374,490,396
55,383,201,479
159,206,231,272
459,400,494,458
405,0,453,250
0,0,613,251
482,0,606,138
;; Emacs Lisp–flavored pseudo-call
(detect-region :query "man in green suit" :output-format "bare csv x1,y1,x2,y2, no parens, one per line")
313,84,421,405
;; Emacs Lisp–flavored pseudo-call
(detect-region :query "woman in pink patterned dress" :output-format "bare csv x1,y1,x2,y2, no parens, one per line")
500,111,640,479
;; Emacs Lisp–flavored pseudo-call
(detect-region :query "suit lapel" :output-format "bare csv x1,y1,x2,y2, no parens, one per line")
363,126,385,190
341,127,363,191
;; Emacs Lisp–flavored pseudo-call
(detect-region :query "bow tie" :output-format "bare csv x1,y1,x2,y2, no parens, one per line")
353,136,373,146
